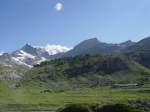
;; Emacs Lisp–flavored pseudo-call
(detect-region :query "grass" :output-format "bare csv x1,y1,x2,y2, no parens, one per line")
0,84,149,111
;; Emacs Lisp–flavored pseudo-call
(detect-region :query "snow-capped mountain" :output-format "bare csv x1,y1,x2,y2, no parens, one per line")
0,44,71,67
35,45,71,55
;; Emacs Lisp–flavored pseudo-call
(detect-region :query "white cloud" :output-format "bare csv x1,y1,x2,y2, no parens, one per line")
55,2,63,11
0,52,3,56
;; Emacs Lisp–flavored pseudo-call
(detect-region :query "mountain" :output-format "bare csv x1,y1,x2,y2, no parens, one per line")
119,40,135,48
2,37,150,68
124,37,150,68
0,37,150,89
0,44,71,67
20,36,149,89
53,38,135,58
0,38,136,67
125,37,150,52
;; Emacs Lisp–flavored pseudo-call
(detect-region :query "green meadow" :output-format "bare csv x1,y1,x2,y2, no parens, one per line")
0,83,149,111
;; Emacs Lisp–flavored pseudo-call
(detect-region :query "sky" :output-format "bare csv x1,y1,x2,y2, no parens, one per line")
0,0,150,52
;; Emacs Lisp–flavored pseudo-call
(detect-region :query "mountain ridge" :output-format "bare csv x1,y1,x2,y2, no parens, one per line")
52,38,135,58
1,37,150,68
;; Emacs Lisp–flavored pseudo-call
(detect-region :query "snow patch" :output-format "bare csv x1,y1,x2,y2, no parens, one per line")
18,50,35,59
35,45,72,55
37,57,46,64
12,57,32,67
11,50,36,67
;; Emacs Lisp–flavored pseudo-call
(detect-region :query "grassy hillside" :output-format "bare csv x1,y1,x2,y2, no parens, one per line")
19,54,150,90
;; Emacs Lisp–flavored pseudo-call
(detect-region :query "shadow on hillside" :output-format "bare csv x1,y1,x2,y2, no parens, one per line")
57,104,142,112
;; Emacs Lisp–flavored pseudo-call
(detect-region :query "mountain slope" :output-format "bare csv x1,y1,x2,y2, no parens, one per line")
0,66,28,79
124,37,150,68
21,54,150,89
53,38,135,58
0,53,19,67
125,37,150,52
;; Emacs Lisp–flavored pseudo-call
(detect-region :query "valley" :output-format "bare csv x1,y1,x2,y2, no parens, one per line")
0,37,150,111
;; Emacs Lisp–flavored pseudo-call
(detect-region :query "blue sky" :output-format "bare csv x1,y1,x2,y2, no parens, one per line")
0,0,150,52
